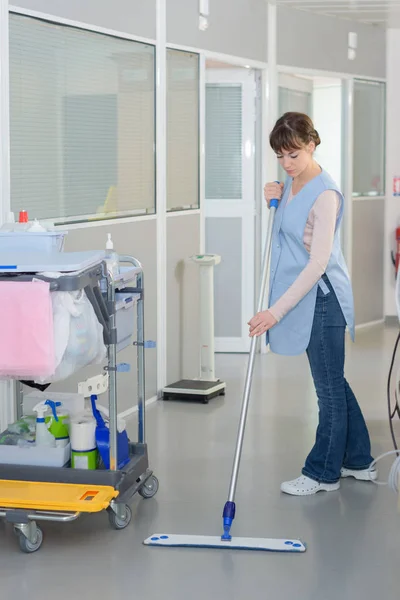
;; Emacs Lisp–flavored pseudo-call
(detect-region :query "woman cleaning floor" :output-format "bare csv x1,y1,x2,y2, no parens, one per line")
248,112,375,496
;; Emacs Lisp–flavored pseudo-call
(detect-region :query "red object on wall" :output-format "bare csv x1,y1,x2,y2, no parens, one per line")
393,177,400,196
395,227,400,273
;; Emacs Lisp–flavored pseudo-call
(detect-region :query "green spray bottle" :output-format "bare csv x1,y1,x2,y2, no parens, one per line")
44,400,70,448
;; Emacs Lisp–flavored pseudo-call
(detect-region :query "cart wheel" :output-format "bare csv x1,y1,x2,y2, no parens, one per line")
17,526,43,554
202,397,209,404
108,504,132,530
139,475,159,499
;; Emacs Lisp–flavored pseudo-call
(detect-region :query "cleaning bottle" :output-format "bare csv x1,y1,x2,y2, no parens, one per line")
105,233,119,279
91,395,129,470
28,218,47,232
33,402,56,447
44,400,70,448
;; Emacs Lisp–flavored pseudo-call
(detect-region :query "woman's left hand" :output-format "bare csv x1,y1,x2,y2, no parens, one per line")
248,310,277,337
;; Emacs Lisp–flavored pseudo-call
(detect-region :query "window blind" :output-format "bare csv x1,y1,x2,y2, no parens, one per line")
166,49,199,212
205,84,242,200
9,14,156,223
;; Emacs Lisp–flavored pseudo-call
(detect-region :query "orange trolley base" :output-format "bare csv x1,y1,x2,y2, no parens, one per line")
0,479,119,513
0,444,158,553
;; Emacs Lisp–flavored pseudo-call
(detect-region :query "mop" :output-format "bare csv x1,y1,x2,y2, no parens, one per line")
144,196,306,553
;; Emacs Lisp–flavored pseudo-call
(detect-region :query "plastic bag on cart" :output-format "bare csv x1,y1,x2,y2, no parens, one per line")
35,289,106,384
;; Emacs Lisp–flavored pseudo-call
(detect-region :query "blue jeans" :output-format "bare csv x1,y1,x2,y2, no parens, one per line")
302,276,373,484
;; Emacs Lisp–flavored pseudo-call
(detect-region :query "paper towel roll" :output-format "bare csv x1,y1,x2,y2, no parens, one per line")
70,416,96,452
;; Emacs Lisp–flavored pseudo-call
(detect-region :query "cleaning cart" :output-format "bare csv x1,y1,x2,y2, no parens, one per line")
0,249,158,553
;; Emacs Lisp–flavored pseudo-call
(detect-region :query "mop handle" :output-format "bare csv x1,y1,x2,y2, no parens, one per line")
227,197,279,503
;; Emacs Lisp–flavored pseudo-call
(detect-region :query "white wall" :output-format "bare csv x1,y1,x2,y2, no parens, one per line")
12,0,156,39
167,0,267,62
385,29,400,317
277,5,386,78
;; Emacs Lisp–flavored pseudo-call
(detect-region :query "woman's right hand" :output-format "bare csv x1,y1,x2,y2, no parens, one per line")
264,182,284,208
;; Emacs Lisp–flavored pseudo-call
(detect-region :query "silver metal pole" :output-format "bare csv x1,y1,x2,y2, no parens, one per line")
228,205,277,502
118,256,145,443
107,274,118,471
15,381,24,421
137,271,146,444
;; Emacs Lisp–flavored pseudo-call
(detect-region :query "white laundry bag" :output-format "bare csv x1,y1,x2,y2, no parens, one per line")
36,289,107,384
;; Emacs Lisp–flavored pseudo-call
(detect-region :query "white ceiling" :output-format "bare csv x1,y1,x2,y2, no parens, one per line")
275,0,400,26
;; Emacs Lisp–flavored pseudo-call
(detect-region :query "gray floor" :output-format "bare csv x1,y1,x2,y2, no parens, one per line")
1,325,400,599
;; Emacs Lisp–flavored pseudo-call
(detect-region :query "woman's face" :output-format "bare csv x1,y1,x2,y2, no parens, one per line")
276,141,315,178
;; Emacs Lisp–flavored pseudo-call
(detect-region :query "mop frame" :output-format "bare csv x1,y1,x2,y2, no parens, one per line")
0,254,158,553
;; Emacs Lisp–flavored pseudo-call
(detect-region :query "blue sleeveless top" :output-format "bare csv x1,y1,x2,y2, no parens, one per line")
267,170,354,356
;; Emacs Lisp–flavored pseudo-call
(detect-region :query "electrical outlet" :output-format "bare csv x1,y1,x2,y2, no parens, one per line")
199,15,208,30
348,31,358,49
78,373,109,398
348,48,356,61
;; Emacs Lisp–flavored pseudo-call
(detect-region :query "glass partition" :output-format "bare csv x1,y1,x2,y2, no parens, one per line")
10,14,156,223
353,79,385,197
167,49,200,211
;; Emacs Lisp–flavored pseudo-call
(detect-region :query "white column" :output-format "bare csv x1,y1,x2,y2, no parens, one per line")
199,53,206,255
0,0,14,429
342,78,354,278
260,1,278,354
156,0,168,394
199,263,216,379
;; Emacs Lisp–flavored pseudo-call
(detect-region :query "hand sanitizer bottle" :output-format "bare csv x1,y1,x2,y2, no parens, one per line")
33,402,56,447
105,233,119,279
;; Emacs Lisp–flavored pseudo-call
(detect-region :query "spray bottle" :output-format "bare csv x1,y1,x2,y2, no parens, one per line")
44,400,70,448
33,402,56,448
28,219,47,232
105,233,119,279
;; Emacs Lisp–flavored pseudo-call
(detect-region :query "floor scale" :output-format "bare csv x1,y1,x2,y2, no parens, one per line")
162,254,226,404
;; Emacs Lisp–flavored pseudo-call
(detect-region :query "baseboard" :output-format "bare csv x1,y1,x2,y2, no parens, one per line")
354,319,385,331
119,395,158,420
385,316,399,327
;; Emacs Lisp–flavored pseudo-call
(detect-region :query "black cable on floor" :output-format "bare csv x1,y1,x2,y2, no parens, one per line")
387,330,400,451
368,326,400,493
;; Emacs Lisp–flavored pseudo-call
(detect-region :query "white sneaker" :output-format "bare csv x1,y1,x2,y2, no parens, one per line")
280,475,340,496
340,467,377,482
